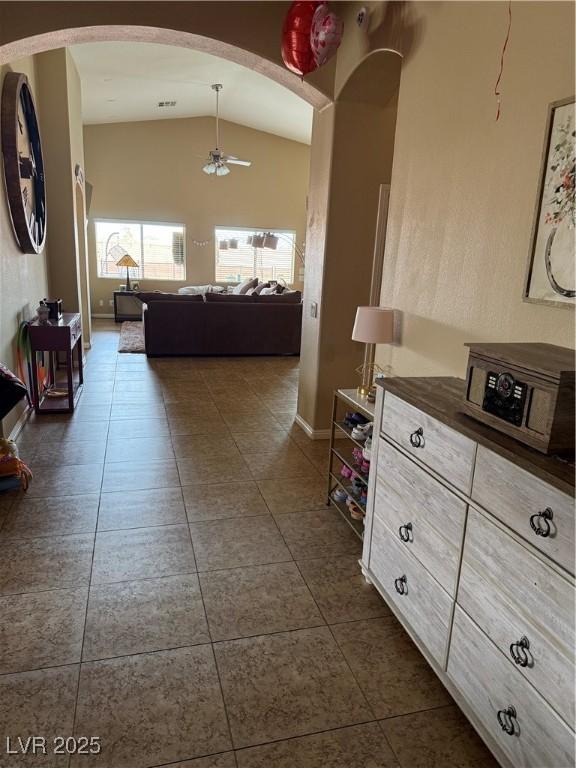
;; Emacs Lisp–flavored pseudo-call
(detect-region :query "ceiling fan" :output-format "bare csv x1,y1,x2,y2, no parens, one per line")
202,84,252,176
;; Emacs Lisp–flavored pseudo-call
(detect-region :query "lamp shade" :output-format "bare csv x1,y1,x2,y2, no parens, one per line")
263,232,278,249
352,307,395,344
116,254,139,269
252,234,265,248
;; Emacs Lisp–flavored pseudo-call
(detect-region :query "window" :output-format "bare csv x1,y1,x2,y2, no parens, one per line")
95,219,186,281
215,227,295,284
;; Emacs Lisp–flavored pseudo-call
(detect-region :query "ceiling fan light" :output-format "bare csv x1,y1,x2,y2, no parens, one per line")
263,233,278,250
216,164,230,177
203,162,215,175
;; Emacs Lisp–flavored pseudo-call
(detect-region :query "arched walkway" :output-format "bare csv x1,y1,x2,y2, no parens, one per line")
0,13,332,109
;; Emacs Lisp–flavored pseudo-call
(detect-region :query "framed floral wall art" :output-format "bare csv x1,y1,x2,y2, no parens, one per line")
524,97,575,308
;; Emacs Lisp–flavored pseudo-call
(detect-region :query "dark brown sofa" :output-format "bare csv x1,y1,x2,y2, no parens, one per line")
141,293,302,356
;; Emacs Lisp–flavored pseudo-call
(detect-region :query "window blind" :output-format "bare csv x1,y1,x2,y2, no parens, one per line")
214,227,295,283
95,220,186,281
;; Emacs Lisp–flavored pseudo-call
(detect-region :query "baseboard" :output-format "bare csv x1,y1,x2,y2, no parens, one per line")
294,414,337,440
91,313,114,319
8,403,32,442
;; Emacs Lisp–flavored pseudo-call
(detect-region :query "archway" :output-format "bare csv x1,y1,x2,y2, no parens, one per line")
0,16,331,109
297,49,402,433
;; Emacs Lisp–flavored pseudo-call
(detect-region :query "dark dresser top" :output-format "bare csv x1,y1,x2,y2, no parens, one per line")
377,376,575,497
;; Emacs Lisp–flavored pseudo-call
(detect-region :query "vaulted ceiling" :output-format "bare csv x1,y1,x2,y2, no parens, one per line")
69,42,314,144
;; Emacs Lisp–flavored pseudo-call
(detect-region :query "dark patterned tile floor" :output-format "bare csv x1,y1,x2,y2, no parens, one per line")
0,320,499,768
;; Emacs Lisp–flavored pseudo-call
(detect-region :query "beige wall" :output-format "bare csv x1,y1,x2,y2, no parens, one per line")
84,117,309,313
0,56,49,436
36,48,87,330
373,1,575,379
298,51,401,430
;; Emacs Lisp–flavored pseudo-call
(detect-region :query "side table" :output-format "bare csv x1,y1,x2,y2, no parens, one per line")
28,312,83,413
114,291,142,322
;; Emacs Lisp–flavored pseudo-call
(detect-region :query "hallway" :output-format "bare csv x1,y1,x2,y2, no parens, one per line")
0,321,495,768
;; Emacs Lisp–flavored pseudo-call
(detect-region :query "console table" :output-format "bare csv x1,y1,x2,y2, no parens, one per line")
28,312,83,413
361,377,574,768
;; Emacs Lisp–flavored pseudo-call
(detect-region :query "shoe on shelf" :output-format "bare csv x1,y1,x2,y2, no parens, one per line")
332,488,348,503
351,477,364,495
360,460,370,474
360,490,368,506
362,438,372,461
351,426,367,441
351,422,373,441
349,501,365,520
340,464,353,479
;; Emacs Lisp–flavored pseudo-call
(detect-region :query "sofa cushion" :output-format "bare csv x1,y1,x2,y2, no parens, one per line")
255,290,302,304
232,277,259,295
135,291,203,303
205,292,256,303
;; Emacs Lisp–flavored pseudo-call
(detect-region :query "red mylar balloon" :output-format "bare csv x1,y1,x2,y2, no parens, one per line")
281,1,325,77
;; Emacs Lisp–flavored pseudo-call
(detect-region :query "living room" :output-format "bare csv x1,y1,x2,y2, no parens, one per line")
0,3,574,768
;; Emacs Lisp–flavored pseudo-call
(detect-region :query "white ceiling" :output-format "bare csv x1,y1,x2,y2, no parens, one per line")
69,42,313,145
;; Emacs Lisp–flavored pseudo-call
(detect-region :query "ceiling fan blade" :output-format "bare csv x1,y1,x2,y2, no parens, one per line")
224,157,252,167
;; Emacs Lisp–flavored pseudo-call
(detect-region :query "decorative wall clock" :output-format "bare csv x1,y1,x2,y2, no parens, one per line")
1,72,46,254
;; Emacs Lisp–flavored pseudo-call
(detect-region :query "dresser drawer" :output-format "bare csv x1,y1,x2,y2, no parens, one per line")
381,392,476,492
375,439,466,595
472,445,574,574
458,507,574,726
449,607,574,768
370,516,452,666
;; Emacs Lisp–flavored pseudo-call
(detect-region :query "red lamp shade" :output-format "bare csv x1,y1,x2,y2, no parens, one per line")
281,1,323,77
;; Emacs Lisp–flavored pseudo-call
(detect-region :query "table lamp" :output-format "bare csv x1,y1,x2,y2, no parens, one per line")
352,306,395,396
116,254,139,291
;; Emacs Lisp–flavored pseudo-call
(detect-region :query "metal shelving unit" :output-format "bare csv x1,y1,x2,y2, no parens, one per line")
327,388,375,541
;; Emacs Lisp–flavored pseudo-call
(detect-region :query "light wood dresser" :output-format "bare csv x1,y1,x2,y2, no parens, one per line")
361,377,574,768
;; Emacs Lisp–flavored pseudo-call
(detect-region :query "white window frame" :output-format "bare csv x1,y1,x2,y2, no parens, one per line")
214,225,296,284
94,217,186,281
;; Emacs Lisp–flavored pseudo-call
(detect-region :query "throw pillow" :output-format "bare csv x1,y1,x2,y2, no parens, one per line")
232,277,258,295
178,285,210,295
252,281,271,295
259,285,277,295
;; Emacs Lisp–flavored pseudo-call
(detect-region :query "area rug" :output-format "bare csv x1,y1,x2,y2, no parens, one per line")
118,321,145,353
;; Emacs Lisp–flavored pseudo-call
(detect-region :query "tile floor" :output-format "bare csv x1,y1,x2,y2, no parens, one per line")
0,320,498,768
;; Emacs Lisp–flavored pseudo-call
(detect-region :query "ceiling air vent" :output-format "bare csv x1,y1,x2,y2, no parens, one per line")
158,100,177,108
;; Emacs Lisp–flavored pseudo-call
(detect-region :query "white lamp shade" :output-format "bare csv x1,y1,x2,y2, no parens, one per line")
352,307,395,344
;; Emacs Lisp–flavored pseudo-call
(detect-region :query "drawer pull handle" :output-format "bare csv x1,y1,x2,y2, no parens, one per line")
409,427,424,448
529,507,553,538
399,523,413,542
394,575,407,595
497,706,517,736
509,636,531,667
